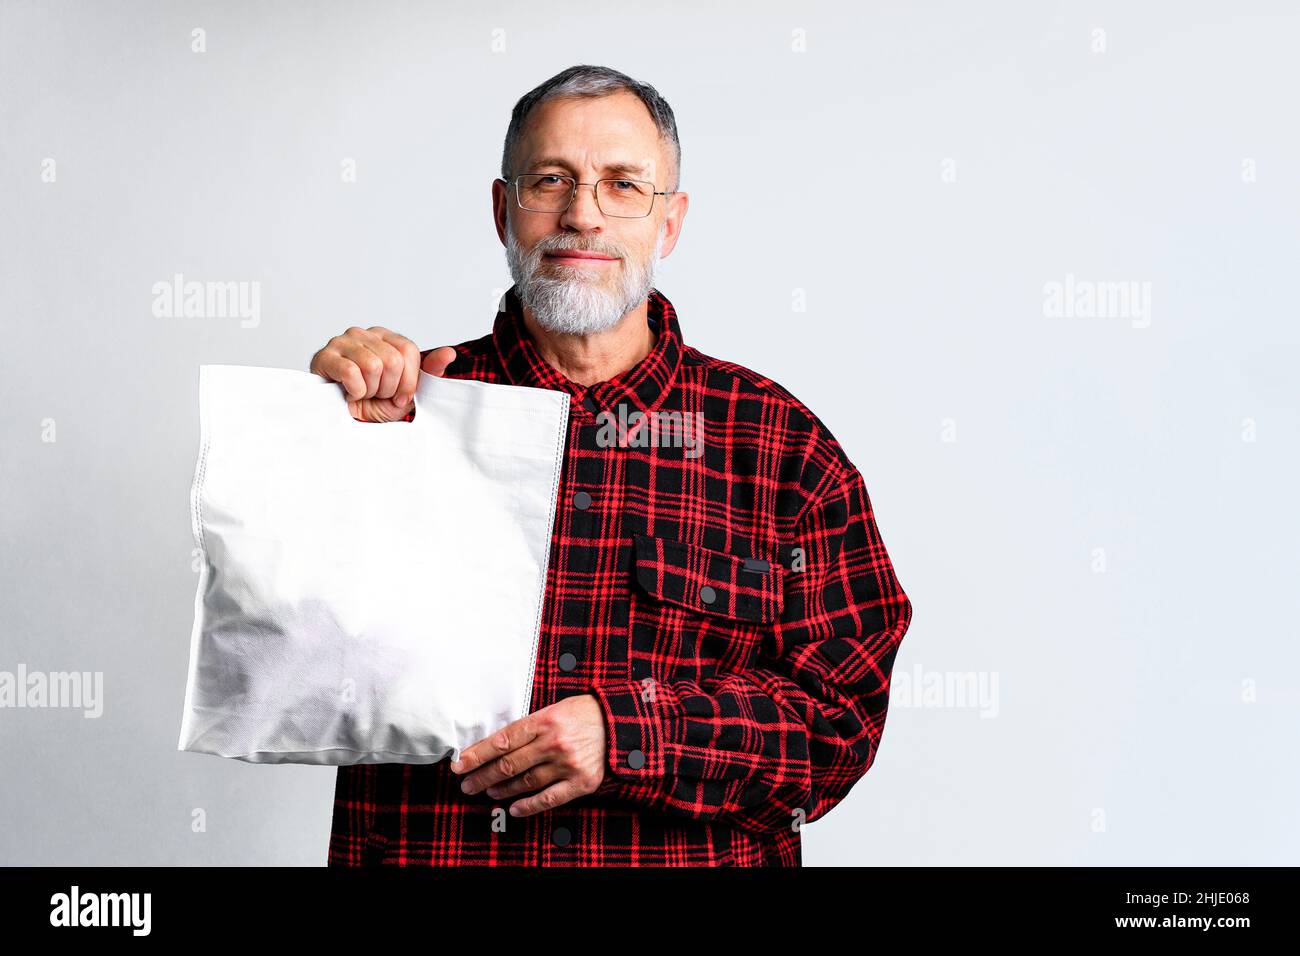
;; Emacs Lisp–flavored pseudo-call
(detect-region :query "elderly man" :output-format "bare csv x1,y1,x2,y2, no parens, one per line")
309,64,913,867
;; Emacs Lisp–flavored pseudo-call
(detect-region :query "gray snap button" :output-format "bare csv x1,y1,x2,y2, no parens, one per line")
573,491,592,510
627,749,645,769
699,585,717,605
558,652,578,672
551,826,572,847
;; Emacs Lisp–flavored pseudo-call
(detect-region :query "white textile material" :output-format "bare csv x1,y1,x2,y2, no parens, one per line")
177,364,570,765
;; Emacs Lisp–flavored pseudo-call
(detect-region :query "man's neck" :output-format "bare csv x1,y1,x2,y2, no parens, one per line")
520,299,657,387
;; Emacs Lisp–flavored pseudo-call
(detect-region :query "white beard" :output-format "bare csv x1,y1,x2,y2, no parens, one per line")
505,220,666,336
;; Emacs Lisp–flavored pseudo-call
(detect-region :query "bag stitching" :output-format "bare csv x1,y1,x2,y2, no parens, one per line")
191,365,212,555
519,392,571,720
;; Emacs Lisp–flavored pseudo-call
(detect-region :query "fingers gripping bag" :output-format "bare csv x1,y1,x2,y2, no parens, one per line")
177,364,570,765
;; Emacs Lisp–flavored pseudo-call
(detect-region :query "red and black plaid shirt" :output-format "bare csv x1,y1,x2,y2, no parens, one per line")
327,285,913,866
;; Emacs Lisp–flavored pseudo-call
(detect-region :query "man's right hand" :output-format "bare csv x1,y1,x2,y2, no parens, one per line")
309,326,457,422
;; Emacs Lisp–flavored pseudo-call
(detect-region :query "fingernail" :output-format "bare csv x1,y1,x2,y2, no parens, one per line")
460,779,473,793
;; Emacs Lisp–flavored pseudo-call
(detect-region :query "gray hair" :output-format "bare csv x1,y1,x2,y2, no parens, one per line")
501,64,681,193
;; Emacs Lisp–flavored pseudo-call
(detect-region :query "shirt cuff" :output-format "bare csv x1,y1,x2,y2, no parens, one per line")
589,680,666,795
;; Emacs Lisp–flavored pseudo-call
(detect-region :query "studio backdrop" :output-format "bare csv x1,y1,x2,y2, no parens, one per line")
1,0,1297,865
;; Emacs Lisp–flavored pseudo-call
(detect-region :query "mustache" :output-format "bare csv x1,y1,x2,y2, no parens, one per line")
534,237,624,259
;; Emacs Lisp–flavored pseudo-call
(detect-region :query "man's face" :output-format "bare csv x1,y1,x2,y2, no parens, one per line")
495,91,687,336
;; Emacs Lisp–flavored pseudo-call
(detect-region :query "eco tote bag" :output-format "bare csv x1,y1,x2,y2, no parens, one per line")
178,364,570,765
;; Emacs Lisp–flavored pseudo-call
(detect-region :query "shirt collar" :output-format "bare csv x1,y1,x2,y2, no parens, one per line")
492,283,683,421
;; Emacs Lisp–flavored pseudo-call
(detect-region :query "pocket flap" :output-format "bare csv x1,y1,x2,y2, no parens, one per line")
631,533,784,624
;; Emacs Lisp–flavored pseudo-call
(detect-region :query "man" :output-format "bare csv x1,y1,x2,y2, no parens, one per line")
309,64,912,866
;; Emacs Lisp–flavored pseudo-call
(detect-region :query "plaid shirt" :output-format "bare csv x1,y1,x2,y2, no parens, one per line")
327,285,913,866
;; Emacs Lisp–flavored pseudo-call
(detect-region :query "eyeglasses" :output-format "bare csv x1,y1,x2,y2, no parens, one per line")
505,173,676,219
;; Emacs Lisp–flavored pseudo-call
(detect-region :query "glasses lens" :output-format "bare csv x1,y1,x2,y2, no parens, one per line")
514,175,654,217
597,179,654,217
516,174,574,212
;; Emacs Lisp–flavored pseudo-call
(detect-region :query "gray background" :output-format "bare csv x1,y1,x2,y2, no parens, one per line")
2,0,1296,865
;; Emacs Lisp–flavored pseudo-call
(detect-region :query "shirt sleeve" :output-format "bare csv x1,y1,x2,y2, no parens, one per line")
588,463,913,837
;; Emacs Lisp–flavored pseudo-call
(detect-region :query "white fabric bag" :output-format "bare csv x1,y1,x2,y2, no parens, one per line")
178,364,570,765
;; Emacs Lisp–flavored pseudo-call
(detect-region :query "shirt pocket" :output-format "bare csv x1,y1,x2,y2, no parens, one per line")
627,533,785,681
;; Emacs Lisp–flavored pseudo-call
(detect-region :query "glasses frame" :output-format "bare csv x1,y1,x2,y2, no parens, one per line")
503,173,677,219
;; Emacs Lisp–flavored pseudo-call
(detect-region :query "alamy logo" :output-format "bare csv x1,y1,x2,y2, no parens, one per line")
50,886,150,935
890,663,999,718
151,273,261,328
1042,273,1151,328
0,664,102,717
594,403,703,458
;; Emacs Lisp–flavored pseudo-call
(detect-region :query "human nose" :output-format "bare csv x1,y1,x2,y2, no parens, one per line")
559,181,605,230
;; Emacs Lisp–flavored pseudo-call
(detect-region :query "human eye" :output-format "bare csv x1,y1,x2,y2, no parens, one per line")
607,179,651,194
524,173,570,191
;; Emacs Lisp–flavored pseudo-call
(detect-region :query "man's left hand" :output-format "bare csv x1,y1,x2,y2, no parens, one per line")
450,694,607,817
